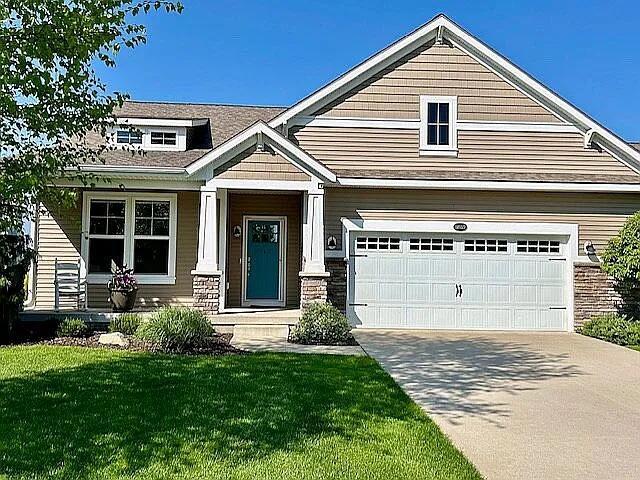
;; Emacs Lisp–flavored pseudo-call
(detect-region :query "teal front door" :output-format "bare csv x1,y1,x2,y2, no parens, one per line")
245,219,282,303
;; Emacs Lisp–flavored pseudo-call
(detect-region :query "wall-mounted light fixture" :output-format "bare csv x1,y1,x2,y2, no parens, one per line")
584,240,597,256
233,225,241,238
327,235,337,250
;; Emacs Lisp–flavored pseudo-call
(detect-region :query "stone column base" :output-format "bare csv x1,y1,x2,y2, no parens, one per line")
300,274,329,309
192,273,221,316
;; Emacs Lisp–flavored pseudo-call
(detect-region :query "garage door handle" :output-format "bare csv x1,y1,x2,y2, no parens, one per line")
349,303,368,307
455,284,460,297
459,284,463,298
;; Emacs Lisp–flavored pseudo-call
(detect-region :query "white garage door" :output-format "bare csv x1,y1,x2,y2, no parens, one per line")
348,233,568,330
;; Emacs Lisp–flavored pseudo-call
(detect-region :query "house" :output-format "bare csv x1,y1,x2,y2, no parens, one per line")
27,14,640,332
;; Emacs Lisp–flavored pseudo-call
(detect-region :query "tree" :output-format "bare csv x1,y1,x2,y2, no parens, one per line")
0,0,183,233
601,211,640,319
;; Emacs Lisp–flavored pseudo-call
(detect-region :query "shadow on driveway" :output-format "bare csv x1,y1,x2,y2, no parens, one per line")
354,330,584,426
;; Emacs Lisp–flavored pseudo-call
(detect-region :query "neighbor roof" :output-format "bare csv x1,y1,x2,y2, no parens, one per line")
631,142,640,152
89,101,286,168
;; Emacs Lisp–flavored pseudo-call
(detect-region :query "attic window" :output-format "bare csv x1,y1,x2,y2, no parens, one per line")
150,131,177,146
419,96,458,157
116,130,142,144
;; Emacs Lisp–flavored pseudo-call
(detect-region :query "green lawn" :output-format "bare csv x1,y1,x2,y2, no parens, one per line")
629,345,640,352
0,346,481,480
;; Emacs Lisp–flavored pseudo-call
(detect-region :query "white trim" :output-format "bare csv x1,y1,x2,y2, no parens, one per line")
457,121,579,133
57,178,202,191
269,14,640,173
241,215,287,307
289,115,581,133
418,149,458,157
185,121,336,182
76,165,187,175
208,178,324,194
218,188,228,312
81,191,178,285
340,218,579,332
336,177,640,193
419,95,458,153
117,117,208,127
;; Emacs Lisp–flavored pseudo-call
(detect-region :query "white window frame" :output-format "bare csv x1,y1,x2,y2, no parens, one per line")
109,126,187,151
419,95,458,157
81,191,178,285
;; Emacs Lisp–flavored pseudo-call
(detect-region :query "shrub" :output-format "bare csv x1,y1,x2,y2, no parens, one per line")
56,317,89,338
109,313,142,335
135,307,214,352
290,303,353,345
578,313,640,346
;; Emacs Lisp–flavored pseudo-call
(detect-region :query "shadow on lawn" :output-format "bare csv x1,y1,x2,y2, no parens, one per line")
0,352,419,479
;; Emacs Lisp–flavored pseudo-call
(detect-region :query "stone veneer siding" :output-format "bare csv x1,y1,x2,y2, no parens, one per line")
326,258,347,313
192,274,221,316
300,276,328,308
573,264,620,327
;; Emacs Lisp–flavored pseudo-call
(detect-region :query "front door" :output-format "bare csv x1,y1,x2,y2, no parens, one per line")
244,218,284,305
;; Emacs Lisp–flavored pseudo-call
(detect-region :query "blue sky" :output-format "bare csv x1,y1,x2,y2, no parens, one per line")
97,0,640,140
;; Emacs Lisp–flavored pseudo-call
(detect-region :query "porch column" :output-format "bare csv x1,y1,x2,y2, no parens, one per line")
300,191,329,308
192,187,221,316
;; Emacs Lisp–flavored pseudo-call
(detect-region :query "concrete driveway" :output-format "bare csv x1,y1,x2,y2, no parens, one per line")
354,330,640,480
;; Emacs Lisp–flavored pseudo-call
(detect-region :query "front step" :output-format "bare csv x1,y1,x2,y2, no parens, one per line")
231,324,290,341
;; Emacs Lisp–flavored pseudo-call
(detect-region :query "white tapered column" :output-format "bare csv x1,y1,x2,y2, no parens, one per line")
302,191,327,274
194,187,219,274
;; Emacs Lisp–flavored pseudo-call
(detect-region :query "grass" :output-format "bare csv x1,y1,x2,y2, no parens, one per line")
629,345,640,351
0,346,481,480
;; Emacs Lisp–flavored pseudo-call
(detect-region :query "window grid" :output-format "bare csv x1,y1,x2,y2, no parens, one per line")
116,130,142,144
150,131,177,145
356,237,400,251
409,238,454,252
517,239,561,254
426,102,450,146
464,239,508,253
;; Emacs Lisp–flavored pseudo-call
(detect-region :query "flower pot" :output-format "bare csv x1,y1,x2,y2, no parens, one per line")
109,288,138,312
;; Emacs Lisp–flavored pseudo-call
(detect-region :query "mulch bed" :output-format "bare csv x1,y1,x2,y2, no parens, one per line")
23,333,244,356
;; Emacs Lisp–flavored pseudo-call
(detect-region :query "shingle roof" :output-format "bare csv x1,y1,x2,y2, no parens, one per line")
631,142,640,152
90,101,286,168
339,169,640,184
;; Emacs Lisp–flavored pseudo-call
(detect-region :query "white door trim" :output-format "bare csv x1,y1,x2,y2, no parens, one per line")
342,219,579,332
241,215,287,307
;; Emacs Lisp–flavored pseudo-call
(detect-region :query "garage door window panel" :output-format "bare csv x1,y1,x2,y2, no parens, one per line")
464,239,508,253
409,238,454,252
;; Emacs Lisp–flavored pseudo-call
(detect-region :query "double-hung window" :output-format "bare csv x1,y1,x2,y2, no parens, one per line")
116,129,143,145
150,131,177,146
419,96,458,156
83,193,177,284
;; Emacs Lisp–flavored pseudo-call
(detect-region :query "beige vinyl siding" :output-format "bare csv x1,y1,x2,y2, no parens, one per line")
34,191,198,310
214,148,310,181
292,127,638,178
226,193,302,308
324,188,640,254
314,43,562,123
34,198,83,310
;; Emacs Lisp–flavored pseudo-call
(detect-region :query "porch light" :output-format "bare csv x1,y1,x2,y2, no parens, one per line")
584,241,597,256
327,235,337,250
233,225,241,238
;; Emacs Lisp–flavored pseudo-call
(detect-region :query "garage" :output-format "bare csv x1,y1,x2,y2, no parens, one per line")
347,232,569,330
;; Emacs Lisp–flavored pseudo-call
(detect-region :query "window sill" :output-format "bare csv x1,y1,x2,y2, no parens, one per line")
419,149,459,157
86,274,176,286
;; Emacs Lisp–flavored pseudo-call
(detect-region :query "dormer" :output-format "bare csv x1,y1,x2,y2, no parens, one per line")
111,117,209,152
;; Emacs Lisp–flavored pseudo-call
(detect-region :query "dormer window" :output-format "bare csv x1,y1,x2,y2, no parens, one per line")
150,131,177,146
419,95,458,157
116,130,143,144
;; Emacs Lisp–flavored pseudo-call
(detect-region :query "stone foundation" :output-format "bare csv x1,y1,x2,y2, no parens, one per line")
300,275,328,308
326,258,347,312
573,264,620,327
192,274,221,316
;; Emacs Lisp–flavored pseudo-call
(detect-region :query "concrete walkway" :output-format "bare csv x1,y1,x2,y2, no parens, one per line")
231,337,366,355
354,330,640,480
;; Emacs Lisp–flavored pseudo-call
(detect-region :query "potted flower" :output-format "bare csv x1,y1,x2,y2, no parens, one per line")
107,264,138,312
